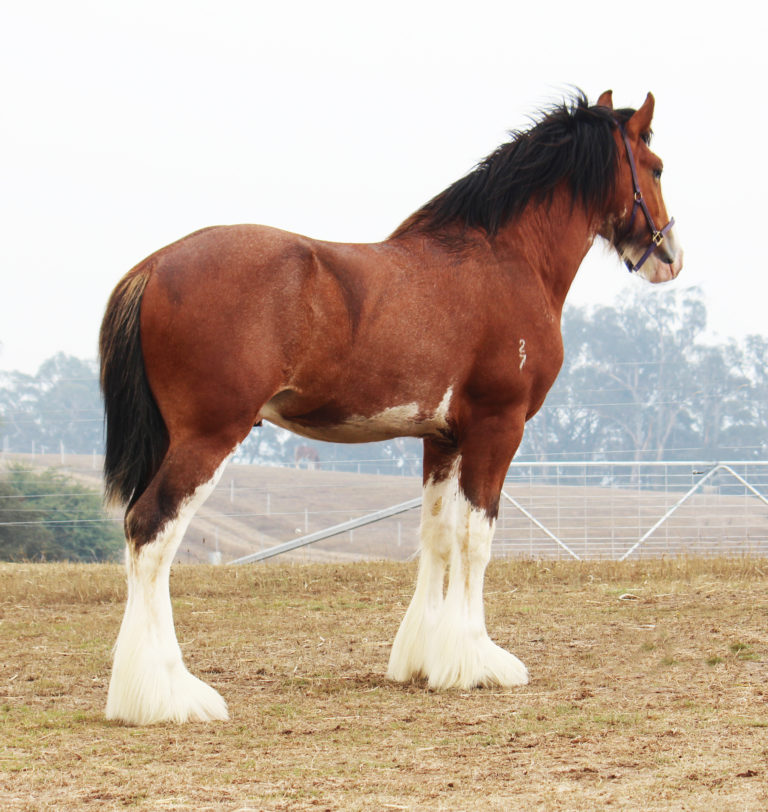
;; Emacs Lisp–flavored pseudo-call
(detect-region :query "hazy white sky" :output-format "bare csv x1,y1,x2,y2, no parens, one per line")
1,1,764,374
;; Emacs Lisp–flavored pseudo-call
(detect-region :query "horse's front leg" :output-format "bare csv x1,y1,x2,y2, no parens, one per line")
388,418,528,689
387,440,458,682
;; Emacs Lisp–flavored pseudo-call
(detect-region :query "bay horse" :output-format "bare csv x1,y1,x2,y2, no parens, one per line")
100,90,682,724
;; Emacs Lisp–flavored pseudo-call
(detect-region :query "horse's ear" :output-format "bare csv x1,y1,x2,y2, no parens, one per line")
597,90,613,110
627,92,655,138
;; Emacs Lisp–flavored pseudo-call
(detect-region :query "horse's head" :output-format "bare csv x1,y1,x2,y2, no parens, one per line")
598,90,683,284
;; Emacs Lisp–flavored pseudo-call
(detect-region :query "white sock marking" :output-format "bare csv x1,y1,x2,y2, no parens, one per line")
388,461,528,688
107,456,231,724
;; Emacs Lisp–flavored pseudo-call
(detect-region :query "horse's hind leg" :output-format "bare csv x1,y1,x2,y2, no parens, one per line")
106,436,235,725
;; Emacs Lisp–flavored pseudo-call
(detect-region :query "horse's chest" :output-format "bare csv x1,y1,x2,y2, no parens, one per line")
516,327,564,418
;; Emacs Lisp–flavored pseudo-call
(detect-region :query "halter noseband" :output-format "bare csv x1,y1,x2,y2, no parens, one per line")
619,126,675,273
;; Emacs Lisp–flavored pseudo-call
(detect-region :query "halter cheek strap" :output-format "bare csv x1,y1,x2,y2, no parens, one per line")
620,127,675,273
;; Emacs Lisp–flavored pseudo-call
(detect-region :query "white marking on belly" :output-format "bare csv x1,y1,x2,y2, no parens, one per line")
262,385,454,443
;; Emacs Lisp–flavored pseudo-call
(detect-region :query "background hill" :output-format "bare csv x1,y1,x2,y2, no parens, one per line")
5,452,768,564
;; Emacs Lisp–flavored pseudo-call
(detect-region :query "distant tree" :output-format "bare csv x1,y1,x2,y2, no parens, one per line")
572,288,706,460
0,465,123,562
34,354,103,452
0,354,102,454
519,287,758,462
0,479,55,561
729,335,768,458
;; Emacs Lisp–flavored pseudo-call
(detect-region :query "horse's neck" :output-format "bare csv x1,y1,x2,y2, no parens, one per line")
389,189,601,316
491,194,599,315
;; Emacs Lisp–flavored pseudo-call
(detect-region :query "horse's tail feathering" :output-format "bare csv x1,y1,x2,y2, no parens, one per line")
99,263,167,508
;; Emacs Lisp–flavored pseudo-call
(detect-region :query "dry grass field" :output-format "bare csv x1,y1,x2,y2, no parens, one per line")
1,558,767,810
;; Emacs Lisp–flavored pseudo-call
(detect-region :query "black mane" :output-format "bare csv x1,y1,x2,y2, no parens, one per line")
395,93,636,238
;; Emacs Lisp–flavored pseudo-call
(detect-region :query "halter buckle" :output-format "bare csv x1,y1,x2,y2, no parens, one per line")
652,231,664,246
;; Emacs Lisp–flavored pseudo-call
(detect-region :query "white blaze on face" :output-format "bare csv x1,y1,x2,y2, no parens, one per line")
622,225,684,284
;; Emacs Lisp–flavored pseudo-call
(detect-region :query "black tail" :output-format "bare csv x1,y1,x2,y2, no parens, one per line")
99,263,168,508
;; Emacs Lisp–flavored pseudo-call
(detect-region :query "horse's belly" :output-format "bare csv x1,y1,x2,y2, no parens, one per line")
261,389,453,444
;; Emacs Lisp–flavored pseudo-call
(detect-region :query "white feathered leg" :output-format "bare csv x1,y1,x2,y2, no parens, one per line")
387,471,456,681
106,459,230,725
389,461,528,689
425,498,528,689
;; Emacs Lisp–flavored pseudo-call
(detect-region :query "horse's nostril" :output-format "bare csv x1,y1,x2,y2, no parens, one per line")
658,249,675,264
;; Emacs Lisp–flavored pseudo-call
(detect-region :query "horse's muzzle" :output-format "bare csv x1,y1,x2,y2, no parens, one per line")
643,247,684,283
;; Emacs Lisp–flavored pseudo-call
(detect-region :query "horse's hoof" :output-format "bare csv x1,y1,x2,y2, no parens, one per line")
425,627,529,690
107,664,229,725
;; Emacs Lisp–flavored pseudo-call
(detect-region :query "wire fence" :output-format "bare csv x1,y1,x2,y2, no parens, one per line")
2,455,768,562
496,461,768,560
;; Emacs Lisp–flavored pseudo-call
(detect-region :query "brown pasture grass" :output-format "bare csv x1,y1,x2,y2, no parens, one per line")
1,557,767,810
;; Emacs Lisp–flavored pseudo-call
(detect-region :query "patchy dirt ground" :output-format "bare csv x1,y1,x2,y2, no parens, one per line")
1,558,767,810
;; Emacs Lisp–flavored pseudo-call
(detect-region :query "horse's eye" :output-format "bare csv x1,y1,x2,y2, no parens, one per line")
652,167,663,181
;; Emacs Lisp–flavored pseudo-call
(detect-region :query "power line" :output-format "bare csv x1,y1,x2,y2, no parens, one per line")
0,517,121,527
